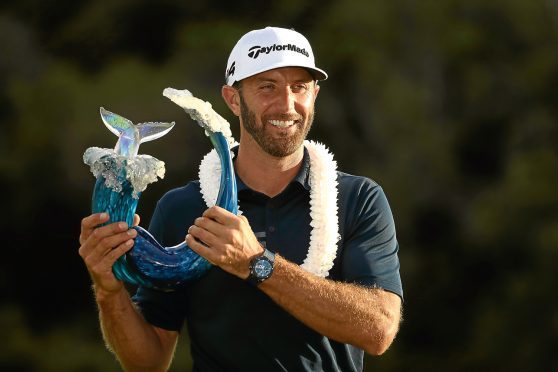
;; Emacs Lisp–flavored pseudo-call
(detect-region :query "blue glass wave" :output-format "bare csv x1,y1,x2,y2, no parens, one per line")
91,132,237,291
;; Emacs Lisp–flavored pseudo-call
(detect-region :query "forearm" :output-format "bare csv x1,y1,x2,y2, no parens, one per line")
95,286,176,371
187,207,402,353
259,255,401,355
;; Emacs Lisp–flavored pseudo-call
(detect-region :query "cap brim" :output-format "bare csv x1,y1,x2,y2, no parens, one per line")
306,67,328,82
228,62,328,86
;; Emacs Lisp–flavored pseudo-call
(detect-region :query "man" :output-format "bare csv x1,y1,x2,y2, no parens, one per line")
79,26,403,371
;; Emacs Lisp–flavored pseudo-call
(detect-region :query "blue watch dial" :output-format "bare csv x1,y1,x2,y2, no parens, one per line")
254,259,272,278
248,249,275,285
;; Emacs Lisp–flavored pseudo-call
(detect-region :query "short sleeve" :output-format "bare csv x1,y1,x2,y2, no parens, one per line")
340,180,403,301
133,286,187,332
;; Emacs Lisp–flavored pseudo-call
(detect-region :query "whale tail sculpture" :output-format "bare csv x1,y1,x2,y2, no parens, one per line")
100,107,175,158
86,90,237,292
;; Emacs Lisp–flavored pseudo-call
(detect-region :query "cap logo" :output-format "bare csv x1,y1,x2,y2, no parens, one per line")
248,46,261,59
226,61,236,80
247,43,310,60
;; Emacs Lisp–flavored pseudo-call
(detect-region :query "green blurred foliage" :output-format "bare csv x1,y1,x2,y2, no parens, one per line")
1,0,557,371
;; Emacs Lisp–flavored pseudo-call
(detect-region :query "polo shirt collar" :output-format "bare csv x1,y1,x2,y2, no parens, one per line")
231,145,311,193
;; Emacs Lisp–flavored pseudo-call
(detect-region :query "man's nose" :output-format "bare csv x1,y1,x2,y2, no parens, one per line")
276,86,296,113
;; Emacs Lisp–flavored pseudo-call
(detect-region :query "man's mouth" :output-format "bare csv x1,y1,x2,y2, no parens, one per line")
268,119,297,128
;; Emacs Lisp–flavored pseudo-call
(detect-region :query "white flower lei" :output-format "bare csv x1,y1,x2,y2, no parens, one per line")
198,140,340,277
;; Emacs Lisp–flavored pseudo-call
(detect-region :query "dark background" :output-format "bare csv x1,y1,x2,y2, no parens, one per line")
1,0,557,371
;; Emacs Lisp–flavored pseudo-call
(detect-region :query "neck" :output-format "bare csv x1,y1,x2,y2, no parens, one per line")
235,137,304,198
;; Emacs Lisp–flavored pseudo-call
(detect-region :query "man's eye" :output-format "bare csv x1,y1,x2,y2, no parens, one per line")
292,84,308,93
260,84,274,92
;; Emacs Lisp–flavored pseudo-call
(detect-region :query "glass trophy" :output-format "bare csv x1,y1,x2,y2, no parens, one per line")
83,89,237,291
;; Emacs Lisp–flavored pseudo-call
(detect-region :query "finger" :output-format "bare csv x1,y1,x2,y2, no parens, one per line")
82,212,110,229
79,222,133,258
133,214,140,227
99,228,137,257
194,216,224,235
104,239,135,266
81,229,137,267
186,234,217,264
202,206,236,225
239,215,250,225
188,224,219,247
80,213,110,244
89,239,134,280
90,221,130,243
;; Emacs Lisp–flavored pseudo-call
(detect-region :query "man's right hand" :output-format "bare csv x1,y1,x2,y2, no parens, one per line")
78,213,138,295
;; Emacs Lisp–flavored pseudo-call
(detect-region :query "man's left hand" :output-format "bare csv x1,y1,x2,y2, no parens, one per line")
186,206,263,279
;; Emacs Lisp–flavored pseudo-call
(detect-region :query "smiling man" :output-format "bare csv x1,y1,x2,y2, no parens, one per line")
79,26,403,371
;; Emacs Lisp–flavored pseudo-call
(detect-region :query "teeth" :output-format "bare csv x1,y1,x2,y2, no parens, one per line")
269,120,295,128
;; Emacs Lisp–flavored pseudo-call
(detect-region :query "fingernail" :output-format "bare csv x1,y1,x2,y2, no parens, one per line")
100,213,108,220
126,240,134,246
127,229,136,236
118,222,127,230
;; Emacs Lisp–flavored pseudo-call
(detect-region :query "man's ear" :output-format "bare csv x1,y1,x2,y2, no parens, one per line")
314,82,320,100
222,85,241,117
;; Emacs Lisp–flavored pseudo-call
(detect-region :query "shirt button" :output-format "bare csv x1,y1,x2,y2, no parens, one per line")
268,226,276,233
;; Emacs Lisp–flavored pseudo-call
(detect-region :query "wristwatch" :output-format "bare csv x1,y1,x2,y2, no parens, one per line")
247,248,275,286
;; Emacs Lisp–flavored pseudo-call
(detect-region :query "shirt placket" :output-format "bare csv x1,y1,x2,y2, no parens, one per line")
265,199,276,252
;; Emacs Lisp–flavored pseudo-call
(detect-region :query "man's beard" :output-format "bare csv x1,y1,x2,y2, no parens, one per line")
239,93,314,157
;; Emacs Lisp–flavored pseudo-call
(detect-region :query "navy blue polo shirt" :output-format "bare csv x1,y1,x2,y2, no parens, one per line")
133,147,403,372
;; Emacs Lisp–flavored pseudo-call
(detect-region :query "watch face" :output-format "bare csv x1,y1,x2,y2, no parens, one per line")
254,259,273,279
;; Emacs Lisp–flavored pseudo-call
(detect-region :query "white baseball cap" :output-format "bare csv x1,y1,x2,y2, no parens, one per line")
225,26,328,86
